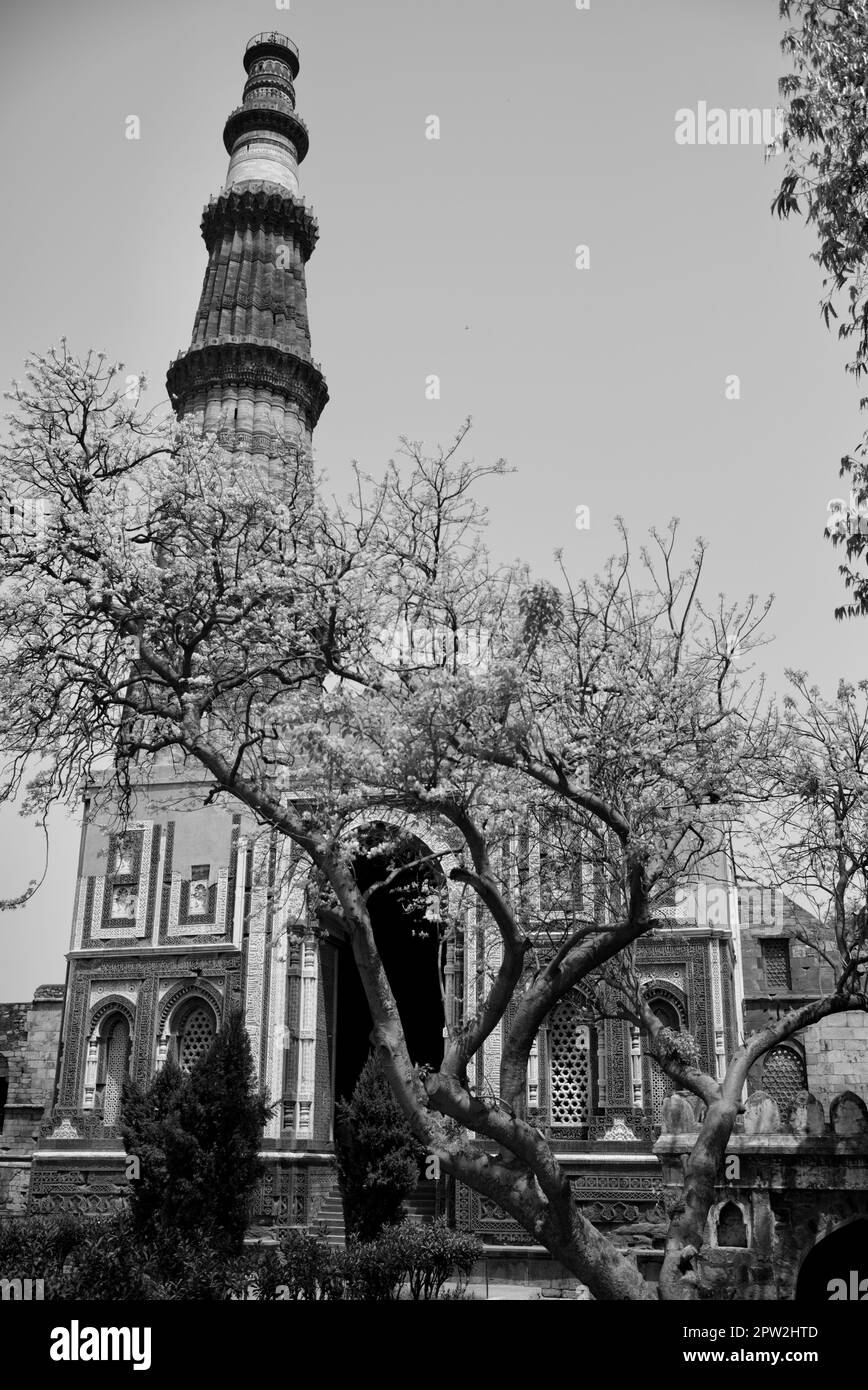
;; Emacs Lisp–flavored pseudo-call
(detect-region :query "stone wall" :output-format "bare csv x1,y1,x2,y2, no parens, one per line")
655,1087,868,1300
804,1012,868,1108
0,986,64,1215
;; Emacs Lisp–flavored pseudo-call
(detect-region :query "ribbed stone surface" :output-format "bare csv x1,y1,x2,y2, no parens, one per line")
165,35,327,458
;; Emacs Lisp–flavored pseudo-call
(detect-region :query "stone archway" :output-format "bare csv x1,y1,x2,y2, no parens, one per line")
795,1218,868,1301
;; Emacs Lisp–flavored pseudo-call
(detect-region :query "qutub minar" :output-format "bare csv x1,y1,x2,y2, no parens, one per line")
1,34,868,1299
165,32,328,463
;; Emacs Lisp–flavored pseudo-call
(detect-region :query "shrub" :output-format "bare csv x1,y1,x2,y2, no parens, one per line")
395,1219,481,1300
272,1229,343,1301
53,1215,157,1300
0,1213,88,1290
339,1229,407,1301
335,1051,423,1242
333,1219,482,1300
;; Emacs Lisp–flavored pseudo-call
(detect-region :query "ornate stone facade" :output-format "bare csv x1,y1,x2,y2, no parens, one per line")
656,1086,868,1300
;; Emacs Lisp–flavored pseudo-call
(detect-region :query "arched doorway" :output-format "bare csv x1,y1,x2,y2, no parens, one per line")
795,1219,868,1300
332,826,447,1105
642,992,686,1125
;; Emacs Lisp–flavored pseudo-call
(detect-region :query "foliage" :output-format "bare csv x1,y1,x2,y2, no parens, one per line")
0,1213,87,1285
120,1058,191,1239
774,1,868,614
120,1010,271,1252
0,1211,480,1301
335,1051,423,1242
271,1228,344,1301
338,1221,481,1300
0,1213,251,1300
393,1219,481,1301
177,1011,272,1251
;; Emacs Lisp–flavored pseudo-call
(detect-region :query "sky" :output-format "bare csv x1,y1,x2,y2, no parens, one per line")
0,0,864,999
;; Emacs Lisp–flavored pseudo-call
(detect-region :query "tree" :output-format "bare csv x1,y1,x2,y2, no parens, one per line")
335,1052,423,1242
774,0,868,615
120,1058,191,1240
2,345,866,1298
179,1011,272,1251
120,1011,270,1252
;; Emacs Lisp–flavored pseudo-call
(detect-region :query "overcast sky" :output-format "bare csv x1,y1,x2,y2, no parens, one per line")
1,0,862,999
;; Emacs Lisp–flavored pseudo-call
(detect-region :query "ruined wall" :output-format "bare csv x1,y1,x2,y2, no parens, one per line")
0,986,64,1215
656,1087,868,1300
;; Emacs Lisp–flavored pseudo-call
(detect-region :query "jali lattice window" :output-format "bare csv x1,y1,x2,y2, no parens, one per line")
761,939,791,990
101,1016,130,1125
645,997,682,1124
762,1045,806,1110
178,1005,216,1072
548,999,592,1126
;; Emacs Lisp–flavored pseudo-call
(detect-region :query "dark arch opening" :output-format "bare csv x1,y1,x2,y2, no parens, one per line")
644,996,683,1126
795,1218,868,1301
650,998,681,1031
333,827,445,1105
717,1201,748,1248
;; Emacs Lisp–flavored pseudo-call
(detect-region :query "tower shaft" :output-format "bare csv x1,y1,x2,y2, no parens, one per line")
166,33,327,464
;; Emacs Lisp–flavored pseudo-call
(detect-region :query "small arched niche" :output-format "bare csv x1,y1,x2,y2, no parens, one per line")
716,1200,749,1249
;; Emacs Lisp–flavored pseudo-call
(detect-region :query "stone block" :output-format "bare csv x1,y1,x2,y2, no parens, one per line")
744,1091,781,1135
662,1091,700,1135
787,1091,826,1138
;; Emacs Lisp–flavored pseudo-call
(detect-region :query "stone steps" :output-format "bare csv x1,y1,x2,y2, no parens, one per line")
312,1176,440,1249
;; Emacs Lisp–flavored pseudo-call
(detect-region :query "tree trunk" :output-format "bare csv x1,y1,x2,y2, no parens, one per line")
659,1098,739,1300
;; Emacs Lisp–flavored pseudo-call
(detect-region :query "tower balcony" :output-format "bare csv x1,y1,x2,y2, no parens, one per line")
244,32,300,78
223,102,310,165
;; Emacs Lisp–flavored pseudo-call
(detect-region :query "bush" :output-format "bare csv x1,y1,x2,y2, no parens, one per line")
335,1219,482,1301
394,1219,481,1300
335,1052,423,1243
0,1213,88,1288
340,1229,407,1301
271,1229,343,1301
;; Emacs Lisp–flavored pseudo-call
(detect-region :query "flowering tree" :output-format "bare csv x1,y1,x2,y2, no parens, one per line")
2,346,866,1299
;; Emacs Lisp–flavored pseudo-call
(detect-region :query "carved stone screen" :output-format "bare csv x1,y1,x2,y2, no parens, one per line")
103,1017,129,1125
178,1006,216,1073
762,1045,806,1110
549,1001,592,1125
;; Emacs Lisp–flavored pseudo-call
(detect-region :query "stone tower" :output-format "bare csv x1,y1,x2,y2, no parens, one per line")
28,33,336,1227
165,32,328,464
